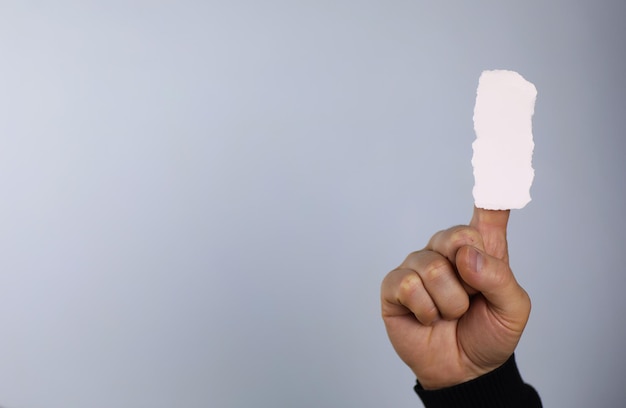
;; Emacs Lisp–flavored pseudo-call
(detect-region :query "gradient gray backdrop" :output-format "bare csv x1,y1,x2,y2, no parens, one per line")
1,1,625,407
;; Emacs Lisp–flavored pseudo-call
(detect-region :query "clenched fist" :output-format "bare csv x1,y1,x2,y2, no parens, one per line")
381,207,531,390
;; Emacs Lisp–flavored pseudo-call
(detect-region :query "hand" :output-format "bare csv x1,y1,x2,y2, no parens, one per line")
381,207,531,389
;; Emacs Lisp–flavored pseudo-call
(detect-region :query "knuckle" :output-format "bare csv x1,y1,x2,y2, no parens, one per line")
427,229,446,247
423,258,451,283
449,226,481,247
402,249,427,266
396,272,440,324
399,272,422,297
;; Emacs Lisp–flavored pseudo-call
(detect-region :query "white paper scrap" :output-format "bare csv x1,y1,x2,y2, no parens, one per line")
472,70,537,210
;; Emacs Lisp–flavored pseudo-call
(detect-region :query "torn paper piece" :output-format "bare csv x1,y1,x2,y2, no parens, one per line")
472,70,537,210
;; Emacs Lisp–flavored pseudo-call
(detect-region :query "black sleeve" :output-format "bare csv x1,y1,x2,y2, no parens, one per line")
414,354,542,408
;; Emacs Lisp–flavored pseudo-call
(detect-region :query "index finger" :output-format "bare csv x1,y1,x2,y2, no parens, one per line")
470,207,510,261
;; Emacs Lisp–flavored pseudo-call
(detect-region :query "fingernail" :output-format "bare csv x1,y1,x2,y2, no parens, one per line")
471,248,483,273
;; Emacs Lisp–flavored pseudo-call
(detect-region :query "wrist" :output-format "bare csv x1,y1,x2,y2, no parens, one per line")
413,359,491,390
414,354,540,408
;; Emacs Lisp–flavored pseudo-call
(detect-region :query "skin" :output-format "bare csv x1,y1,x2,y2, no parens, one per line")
380,207,531,390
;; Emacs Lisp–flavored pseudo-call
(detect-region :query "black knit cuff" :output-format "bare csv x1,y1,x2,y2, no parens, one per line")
414,354,541,408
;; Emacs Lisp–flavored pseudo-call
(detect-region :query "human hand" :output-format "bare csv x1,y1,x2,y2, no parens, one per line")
381,207,531,389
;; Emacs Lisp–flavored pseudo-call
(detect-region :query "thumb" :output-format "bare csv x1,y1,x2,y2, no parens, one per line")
470,207,510,261
456,245,530,328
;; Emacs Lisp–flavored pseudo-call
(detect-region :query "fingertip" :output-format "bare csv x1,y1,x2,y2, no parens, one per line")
458,247,526,318
456,245,491,292
468,245,483,274
456,245,482,275
419,307,441,326
439,292,470,321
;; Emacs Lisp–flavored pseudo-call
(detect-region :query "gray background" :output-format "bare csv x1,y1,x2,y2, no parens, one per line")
1,1,625,407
